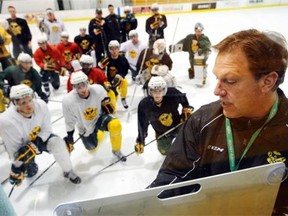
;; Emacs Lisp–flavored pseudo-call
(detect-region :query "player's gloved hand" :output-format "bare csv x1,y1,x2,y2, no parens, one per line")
59,67,67,76
101,97,115,114
111,74,123,87
64,131,74,153
103,81,112,91
182,106,194,121
134,143,144,155
9,162,25,186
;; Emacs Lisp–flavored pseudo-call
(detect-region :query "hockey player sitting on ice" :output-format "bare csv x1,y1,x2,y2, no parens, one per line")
146,3,167,48
57,31,82,73
120,6,138,43
0,53,48,105
135,38,172,88
0,84,81,185
98,40,130,109
62,71,127,161
120,30,147,81
34,34,66,97
135,76,193,155
170,22,211,86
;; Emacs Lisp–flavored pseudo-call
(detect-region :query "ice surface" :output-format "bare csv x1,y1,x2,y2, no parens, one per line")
1,6,288,215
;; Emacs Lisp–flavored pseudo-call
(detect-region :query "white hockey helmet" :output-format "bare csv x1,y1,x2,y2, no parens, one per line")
37,34,48,44
17,53,32,63
151,3,159,10
195,22,204,31
129,30,138,38
61,31,69,38
79,54,93,65
124,6,131,12
148,76,167,96
71,71,88,85
153,39,166,55
151,65,169,76
10,84,33,101
108,40,120,49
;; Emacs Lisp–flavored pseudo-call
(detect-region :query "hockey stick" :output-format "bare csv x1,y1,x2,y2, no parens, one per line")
51,115,64,124
86,122,184,182
9,135,82,199
170,17,179,54
126,47,149,122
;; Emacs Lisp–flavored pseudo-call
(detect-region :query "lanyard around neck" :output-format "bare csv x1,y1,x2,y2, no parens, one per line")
225,96,279,172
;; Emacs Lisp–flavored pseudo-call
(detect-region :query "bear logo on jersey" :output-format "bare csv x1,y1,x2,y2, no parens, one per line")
145,58,159,72
267,151,286,163
10,22,22,36
108,66,117,77
63,50,73,62
158,113,173,127
21,80,33,88
29,126,41,141
80,39,90,50
83,107,97,121
129,49,137,59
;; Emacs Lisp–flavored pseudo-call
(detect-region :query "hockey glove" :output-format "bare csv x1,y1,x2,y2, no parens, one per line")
64,131,74,153
9,162,25,186
135,143,144,155
101,97,115,114
103,81,112,91
181,106,194,122
111,74,123,88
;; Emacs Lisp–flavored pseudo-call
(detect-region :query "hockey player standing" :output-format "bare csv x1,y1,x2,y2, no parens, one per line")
120,6,138,43
74,27,94,54
34,34,66,97
0,84,81,186
62,71,126,161
0,53,48,103
0,19,14,71
7,5,33,58
57,31,82,73
104,4,122,44
88,8,107,64
120,30,146,81
39,8,66,45
135,76,193,155
146,3,167,48
170,22,211,83
98,40,130,109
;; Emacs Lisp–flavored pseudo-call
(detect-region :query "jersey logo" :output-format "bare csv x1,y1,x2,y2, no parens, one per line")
108,66,117,77
52,25,59,33
129,49,137,59
145,58,159,72
158,113,173,127
83,107,97,121
80,39,90,50
267,151,286,163
10,22,22,35
21,79,32,88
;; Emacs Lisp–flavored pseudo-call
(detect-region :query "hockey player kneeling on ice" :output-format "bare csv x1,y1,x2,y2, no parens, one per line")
169,22,211,86
135,76,193,155
62,71,126,161
0,84,81,185
98,40,130,109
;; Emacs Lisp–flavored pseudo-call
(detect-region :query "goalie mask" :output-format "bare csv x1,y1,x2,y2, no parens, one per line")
153,39,166,55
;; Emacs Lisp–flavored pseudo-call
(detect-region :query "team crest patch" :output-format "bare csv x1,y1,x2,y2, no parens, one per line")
83,107,97,121
158,113,173,127
267,151,286,163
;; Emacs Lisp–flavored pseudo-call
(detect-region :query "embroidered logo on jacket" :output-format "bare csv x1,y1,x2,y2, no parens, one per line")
267,151,286,163
207,145,224,152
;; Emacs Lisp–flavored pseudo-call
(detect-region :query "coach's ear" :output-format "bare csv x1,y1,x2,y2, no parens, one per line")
261,71,278,93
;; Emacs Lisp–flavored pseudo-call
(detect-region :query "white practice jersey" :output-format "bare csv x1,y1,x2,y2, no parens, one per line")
120,40,146,71
0,99,52,160
42,18,66,45
62,84,107,137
